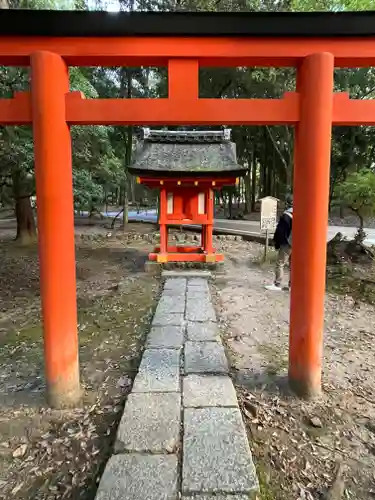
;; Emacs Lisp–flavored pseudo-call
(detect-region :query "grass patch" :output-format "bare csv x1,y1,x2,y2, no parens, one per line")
257,469,276,499
0,274,158,500
253,460,288,500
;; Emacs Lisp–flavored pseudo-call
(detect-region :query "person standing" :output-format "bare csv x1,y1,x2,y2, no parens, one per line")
266,197,293,291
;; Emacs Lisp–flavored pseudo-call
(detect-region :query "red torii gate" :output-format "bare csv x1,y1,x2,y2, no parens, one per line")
2,9,375,407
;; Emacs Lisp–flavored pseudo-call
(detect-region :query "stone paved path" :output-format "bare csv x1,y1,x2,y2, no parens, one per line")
95,272,259,500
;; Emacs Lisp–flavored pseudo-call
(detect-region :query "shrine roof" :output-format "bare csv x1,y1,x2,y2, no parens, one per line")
1,10,375,38
129,129,245,177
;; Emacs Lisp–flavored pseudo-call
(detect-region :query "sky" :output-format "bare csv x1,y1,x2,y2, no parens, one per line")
103,1,120,10
87,0,121,11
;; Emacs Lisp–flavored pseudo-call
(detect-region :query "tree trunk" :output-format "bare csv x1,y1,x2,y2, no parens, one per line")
261,128,268,197
122,188,129,227
122,127,133,230
358,212,364,230
12,170,37,245
244,169,251,214
353,211,366,244
15,196,37,244
272,163,277,198
130,176,136,204
251,159,257,212
121,68,133,231
228,194,233,219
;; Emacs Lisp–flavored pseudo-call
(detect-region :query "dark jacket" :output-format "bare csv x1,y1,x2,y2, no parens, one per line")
273,208,293,250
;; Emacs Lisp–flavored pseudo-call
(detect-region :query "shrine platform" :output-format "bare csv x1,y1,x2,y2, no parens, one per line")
149,244,225,263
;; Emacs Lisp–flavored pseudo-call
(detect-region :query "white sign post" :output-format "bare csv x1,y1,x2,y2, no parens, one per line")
259,196,278,260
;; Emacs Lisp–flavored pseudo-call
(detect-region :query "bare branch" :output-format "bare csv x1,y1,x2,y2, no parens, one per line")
265,126,288,171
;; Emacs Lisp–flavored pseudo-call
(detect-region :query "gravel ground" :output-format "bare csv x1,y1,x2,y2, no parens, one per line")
213,240,375,500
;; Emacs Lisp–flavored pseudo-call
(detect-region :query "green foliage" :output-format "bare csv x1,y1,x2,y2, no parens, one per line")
73,169,104,212
335,169,375,228
291,0,375,10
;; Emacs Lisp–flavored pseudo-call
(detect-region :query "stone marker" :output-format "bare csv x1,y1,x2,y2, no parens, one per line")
185,341,228,374
182,407,259,494
116,393,181,453
147,325,185,349
132,348,180,392
186,321,218,342
96,454,178,500
183,375,238,408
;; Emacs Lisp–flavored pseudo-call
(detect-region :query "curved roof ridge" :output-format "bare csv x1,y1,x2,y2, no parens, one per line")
143,128,232,144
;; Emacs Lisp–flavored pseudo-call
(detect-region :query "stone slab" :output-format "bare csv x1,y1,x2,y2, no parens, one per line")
183,375,238,408
185,342,228,375
164,278,187,290
147,325,185,349
186,321,219,342
116,393,181,453
162,288,186,298
187,282,209,291
162,270,211,279
182,408,259,494
187,281,209,288
132,348,180,392
95,454,178,500
152,311,185,327
186,300,216,322
187,277,209,287
156,296,186,314
182,496,250,500
186,297,212,309
186,289,210,300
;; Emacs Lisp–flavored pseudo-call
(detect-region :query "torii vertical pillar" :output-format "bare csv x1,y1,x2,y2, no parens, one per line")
289,53,334,397
31,51,81,408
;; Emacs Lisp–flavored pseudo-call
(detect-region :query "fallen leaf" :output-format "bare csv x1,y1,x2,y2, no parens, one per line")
310,416,323,428
12,444,27,458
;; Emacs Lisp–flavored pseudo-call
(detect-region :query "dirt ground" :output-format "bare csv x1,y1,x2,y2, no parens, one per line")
0,222,158,500
213,240,375,500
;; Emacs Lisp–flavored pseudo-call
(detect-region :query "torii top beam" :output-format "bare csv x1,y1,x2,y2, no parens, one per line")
1,10,375,67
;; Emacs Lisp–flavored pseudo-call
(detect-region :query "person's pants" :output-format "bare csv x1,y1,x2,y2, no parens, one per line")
275,245,292,287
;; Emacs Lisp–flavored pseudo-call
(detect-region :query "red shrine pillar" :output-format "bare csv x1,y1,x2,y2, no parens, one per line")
158,187,168,257
289,53,334,397
31,51,81,408
205,188,214,254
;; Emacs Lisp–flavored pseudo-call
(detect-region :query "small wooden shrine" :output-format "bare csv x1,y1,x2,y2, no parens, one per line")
129,128,246,264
